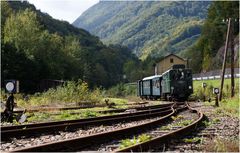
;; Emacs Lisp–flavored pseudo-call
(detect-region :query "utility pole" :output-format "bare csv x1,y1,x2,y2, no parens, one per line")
219,18,231,101
230,19,235,97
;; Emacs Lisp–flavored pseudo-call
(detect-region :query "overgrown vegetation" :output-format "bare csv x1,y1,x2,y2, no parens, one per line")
171,115,184,121
184,137,202,143
26,109,114,122
192,79,239,117
106,83,137,97
160,118,193,130
212,96,239,117
191,78,239,100
16,80,104,108
204,137,239,152
119,134,152,149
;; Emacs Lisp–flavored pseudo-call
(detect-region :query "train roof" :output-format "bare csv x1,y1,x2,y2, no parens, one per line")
142,75,162,81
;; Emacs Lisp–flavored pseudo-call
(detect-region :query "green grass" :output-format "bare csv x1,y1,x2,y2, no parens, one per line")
103,98,128,105
26,109,116,123
192,78,239,100
174,119,193,126
119,134,152,149
203,96,239,117
171,115,184,121
215,96,239,117
184,137,202,143
159,125,171,130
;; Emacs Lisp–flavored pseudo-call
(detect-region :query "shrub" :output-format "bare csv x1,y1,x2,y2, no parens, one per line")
17,80,104,107
106,83,137,97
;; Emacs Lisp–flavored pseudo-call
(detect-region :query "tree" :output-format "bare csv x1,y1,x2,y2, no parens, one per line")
4,9,42,58
185,1,239,72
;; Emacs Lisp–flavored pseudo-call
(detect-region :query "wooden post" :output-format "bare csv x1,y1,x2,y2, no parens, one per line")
215,94,219,107
230,19,235,97
219,18,231,101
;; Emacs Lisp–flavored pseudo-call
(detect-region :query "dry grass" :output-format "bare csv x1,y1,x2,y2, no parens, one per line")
203,137,239,152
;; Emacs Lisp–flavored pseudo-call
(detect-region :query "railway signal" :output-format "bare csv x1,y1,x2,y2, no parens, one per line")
3,80,19,123
5,80,19,93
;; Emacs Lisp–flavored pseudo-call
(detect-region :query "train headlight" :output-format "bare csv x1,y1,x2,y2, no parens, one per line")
189,86,192,89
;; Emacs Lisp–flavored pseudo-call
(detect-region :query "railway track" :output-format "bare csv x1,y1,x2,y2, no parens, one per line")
0,102,170,123
2,102,204,152
114,103,204,152
1,101,149,115
27,102,170,116
3,103,180,152
1,103,173,141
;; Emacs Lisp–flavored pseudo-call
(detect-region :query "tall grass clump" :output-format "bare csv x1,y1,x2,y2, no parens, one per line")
107,83,137,97
18,80,104,107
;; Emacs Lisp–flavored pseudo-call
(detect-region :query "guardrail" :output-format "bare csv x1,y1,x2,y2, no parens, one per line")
193,73,240,81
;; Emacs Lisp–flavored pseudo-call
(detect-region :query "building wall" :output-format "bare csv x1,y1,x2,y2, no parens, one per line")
156,55,187,74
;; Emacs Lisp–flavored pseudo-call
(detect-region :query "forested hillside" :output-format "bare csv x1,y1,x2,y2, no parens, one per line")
73,1,210,59
2,1,239,94
1,1,142,92
183,1,239,73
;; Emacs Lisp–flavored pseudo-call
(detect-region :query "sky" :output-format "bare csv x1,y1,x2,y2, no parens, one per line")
28,0,99,23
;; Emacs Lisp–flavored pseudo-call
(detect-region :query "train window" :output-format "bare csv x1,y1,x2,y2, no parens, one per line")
144,81,150,87
173,71,184,80
155,80,160,88
186,71,191,78
156,80,160,88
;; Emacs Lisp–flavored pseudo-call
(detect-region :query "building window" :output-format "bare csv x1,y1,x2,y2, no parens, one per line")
170,58,174,63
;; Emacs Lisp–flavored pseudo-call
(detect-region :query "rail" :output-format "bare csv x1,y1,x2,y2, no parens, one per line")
1,104,173,141
115,102,204,152
11,104,177,152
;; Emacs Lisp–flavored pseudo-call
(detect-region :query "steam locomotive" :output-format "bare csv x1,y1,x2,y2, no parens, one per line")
137,64,193,101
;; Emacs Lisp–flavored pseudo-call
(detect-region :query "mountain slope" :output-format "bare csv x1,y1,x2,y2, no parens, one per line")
73,1,211,59
2,1,140,91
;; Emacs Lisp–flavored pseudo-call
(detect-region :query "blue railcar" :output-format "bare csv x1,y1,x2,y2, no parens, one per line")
139,75,161,100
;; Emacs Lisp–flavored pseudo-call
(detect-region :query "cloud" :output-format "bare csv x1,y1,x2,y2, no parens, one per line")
28,0,99,23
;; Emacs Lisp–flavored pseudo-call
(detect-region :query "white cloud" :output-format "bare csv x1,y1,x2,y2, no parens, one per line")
28,0,99,23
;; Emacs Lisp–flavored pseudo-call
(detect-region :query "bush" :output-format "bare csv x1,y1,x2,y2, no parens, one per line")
17,80,104,107
107,83,137,97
